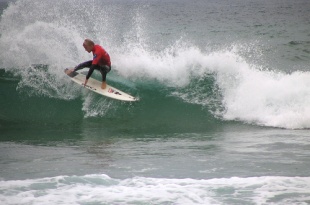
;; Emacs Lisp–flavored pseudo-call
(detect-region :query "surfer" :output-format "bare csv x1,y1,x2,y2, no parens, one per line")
66,39,111,89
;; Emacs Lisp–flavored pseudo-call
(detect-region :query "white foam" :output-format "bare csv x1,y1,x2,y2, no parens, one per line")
114,41,203,87
1,175,310,205
221,69,310,129
81,93,116,118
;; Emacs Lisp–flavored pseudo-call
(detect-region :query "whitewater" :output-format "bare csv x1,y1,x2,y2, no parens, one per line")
2,174,310,205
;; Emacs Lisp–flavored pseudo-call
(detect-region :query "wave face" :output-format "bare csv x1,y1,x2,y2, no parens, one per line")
1,0,310,129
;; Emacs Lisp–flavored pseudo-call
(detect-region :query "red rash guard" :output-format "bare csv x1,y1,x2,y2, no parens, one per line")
92,45,111,67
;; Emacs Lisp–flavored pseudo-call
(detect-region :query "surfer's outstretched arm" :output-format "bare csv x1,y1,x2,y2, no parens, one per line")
82,64,96,87
83,79,88,87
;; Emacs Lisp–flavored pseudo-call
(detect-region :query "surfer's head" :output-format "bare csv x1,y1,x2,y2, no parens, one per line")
83,39,95,53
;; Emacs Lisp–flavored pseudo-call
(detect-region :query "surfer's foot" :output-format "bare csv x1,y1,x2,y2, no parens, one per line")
101,82,107,89
65,69,74,74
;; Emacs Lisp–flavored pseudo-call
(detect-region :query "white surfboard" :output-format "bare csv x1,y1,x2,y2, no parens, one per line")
64,68,138,101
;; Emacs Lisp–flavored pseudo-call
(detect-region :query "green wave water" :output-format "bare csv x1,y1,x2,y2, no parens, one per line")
0,66,223,135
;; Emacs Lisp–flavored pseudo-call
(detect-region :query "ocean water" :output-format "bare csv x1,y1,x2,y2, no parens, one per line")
1,0,310,204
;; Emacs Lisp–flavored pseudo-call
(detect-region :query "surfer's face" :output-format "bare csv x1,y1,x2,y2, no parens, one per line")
83,43,93,53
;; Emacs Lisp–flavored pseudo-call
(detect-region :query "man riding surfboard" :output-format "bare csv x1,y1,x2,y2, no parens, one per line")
66,39,111,89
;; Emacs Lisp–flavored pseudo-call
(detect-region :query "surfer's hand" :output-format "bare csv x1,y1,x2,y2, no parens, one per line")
83,79,88,87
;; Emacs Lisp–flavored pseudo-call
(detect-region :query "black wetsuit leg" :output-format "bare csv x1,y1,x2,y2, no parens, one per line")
99,65,111,82
74,60,92,71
